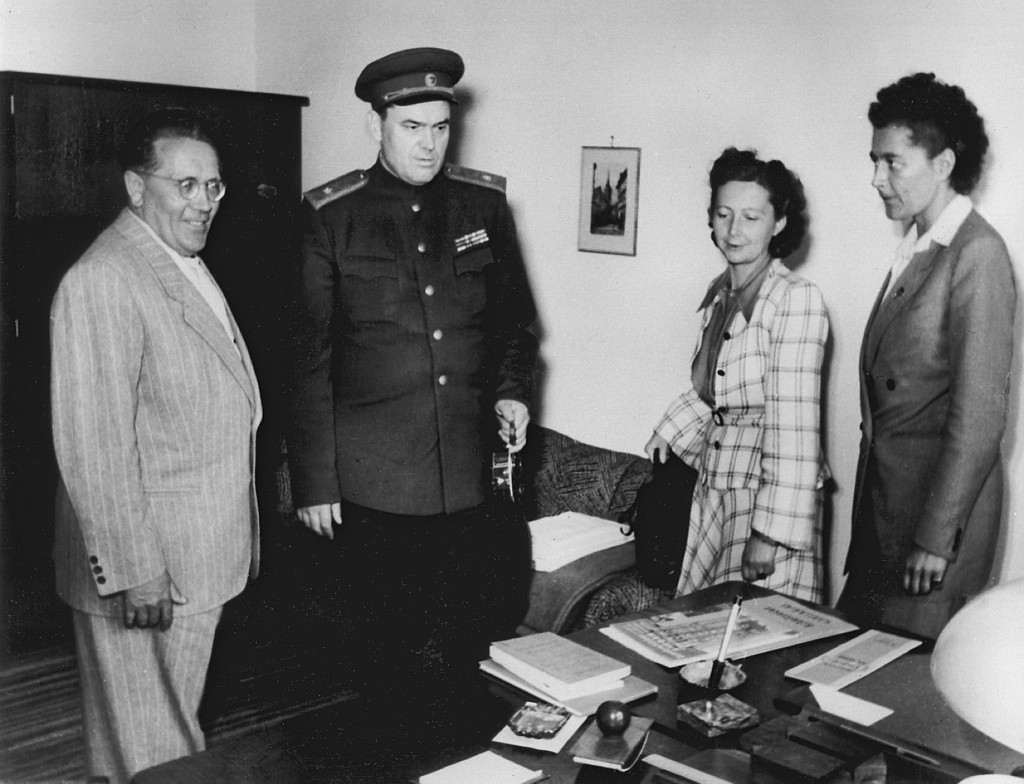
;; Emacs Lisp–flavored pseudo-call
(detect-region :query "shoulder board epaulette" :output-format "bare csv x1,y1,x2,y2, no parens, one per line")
444,164,506,193
304,170,368,209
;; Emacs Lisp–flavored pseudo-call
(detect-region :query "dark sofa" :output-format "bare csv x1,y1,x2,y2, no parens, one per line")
517,425,651,634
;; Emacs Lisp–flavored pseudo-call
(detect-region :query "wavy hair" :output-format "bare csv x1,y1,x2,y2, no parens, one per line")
707,147,807,259
868,72,988,195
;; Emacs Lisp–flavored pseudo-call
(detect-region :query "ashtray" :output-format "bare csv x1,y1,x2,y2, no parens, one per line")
679,659,746,690
677,693,759,737
507,701,571,738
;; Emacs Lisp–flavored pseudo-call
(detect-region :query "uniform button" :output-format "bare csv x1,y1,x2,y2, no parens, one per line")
92,566,103,574
723,331,731,340
713,441,721,450
432,329,443,341
424,285,435,296
89,555,99,564
717,369,725,377
412,203,421,213
438,374,448,386
97,576,106,585
417,242,426,253
886,379,896,390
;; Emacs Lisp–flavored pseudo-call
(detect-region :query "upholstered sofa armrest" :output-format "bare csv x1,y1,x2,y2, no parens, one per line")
518,541,636,635
516,425,651,635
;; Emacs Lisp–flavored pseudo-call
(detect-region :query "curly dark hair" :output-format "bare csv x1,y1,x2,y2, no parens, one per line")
868,72,988,195
707,147,807,259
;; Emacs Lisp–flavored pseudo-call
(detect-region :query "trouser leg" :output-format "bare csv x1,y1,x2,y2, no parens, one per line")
73,606,221,784
331,501,529,715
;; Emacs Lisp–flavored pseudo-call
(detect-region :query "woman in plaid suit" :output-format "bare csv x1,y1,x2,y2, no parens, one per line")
648,148,829,603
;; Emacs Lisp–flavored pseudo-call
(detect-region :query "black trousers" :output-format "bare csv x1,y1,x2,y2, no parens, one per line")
327,498,531,708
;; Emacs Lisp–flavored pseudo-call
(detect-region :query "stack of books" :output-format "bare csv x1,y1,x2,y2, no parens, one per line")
481,632,657,716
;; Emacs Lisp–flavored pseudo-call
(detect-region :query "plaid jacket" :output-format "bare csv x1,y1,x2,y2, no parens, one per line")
655,260,829,550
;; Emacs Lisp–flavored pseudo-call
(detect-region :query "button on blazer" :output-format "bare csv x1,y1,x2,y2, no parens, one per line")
51,209,262,617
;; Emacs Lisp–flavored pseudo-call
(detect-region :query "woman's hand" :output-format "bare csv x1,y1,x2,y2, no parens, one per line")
741,532,778,582
645,433,671,463
903,546,949,595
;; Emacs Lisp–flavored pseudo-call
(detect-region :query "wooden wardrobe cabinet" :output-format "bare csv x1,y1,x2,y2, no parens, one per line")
0,72,308,657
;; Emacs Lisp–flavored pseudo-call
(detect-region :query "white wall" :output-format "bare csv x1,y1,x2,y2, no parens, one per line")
3,0,1023,597
0,0,257,90
255,0,1024,597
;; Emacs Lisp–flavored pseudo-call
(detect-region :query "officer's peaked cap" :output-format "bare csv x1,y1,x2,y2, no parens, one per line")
355,47,464,111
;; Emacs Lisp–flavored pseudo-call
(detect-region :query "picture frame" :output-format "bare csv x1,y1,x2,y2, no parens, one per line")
578,146,640,256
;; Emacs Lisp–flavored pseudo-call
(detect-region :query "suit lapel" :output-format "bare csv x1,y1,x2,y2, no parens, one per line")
860,271,889,373
114,210,256,407
862,244,941,368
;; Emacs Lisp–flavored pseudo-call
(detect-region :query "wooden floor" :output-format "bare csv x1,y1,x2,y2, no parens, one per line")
0,640,358,783
0,646,83,782
0,527,361,783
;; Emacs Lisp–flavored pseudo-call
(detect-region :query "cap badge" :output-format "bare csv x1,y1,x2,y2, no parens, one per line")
425,73,437,87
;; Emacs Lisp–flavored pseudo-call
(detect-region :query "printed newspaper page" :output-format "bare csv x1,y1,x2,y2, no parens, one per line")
600,593,858,668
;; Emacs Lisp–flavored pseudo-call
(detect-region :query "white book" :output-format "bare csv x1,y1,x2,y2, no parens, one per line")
491,712,587,754
418,751,545,784
529,511,632,572
479,658,657,717
489,631,630,700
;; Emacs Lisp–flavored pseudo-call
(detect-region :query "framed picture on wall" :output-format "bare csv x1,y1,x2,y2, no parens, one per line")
578,146,640,256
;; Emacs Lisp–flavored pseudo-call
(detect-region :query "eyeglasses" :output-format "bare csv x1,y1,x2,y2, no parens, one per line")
134,171,227,202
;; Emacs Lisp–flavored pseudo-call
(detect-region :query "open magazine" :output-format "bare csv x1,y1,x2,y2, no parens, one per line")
600,593,858,668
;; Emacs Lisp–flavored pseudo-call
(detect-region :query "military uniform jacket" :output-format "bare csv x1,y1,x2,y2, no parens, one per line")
289,160,537,516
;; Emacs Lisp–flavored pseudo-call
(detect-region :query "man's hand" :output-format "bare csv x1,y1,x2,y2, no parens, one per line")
122,571,186,631
297,503,342,540
645,433,671,463
741,533,778,583
903,546,949,595
495,400,529,454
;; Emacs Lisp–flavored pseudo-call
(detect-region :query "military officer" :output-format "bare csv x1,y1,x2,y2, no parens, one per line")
288,47,538,737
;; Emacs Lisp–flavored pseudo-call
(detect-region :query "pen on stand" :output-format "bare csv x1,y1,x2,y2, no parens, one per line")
706,595,743,708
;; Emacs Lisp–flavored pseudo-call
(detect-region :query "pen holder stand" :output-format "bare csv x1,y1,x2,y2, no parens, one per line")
679,659,747,691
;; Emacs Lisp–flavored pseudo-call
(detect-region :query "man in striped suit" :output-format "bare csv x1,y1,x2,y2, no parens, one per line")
50,109,262,783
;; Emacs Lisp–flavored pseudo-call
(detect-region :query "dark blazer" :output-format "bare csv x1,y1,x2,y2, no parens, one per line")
844,208,1016,638
51,209,262,617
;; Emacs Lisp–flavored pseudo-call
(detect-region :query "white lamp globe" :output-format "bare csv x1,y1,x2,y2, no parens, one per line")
930,578,1024,755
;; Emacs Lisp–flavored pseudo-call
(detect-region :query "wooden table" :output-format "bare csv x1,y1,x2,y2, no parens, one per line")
482,580,1024,782
134,581,1024,783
